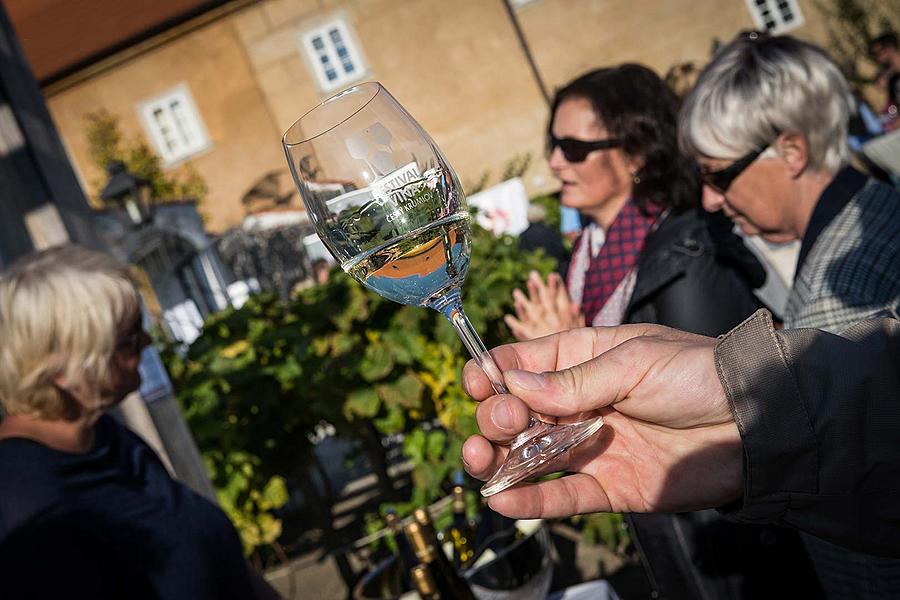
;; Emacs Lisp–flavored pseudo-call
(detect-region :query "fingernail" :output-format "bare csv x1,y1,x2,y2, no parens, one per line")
505,369,548,391
529,270,540,281
491,398,515,430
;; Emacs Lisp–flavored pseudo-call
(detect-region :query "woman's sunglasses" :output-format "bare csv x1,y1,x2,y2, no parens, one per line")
548,134,622,163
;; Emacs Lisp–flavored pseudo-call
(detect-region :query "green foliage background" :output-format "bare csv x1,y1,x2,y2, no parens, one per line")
162,221,557,556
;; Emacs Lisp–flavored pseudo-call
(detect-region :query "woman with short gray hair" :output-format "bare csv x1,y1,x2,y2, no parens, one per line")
680,31,852,175
0,245,278,599
679,31,900,599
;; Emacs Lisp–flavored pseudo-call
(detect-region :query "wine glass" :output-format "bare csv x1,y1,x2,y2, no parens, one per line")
282,82,603,496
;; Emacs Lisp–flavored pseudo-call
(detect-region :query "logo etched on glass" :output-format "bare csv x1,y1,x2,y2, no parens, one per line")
346,122,395,176
346,123,438,224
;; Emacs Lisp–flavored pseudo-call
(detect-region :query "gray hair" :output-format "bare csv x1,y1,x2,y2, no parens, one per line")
679,33,852,172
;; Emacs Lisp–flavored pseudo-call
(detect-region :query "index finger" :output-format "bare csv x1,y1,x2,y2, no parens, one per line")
462,322,669,401
529,271,555,311
550,273,573,312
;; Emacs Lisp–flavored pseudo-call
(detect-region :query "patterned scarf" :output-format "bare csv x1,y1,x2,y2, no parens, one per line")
567,200,661,324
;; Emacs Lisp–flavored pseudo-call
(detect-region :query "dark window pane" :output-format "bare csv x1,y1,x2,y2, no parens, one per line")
326,69,337,81
312,37,324,50
343,62,354,73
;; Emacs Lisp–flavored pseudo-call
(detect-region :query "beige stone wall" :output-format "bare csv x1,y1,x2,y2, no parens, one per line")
45,0,838,233
46,18,285,232
235,0,553,202
517,0,829,91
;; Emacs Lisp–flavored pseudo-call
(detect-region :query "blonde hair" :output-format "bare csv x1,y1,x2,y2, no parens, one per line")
0,245,138,419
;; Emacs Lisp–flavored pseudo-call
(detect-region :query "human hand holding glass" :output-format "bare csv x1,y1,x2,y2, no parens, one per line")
282,82,604,496
461,324,743,517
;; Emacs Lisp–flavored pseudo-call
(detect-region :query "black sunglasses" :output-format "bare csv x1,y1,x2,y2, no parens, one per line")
549,134,622,163
699,146,767,193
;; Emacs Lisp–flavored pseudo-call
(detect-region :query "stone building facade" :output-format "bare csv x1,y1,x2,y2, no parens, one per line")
17,0,829,232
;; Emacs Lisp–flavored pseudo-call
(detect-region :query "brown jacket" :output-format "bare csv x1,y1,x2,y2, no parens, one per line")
715,309,900,558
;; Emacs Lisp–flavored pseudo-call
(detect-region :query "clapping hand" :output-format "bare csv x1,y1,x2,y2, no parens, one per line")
504,271,584,341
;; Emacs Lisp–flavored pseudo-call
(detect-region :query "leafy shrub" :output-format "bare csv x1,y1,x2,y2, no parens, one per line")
85,110,207,206
529,194,562,231
162,221,556,556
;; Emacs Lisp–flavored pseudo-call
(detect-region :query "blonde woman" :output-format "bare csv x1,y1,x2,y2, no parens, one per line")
0,246,278,599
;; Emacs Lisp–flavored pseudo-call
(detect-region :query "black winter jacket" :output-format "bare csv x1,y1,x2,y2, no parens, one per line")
624,207,764,334
621,208,823,600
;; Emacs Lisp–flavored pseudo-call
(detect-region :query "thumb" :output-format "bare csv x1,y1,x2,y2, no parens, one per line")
502,337,646,417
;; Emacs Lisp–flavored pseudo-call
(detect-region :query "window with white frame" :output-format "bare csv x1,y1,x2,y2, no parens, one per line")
745,0,804,34
299,18,366,92
138,84,210,165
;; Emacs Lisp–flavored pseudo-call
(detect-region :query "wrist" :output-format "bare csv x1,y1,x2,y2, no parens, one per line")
714,309,817,522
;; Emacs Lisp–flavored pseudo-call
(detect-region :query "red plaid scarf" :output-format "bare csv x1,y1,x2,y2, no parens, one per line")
567,201,660,324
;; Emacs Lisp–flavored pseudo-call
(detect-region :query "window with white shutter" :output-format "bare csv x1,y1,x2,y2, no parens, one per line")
745,0,804,34
299,18,366,93
138,84,210,165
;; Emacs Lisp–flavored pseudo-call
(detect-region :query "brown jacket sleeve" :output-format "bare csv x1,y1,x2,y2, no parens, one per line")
714,309,900,558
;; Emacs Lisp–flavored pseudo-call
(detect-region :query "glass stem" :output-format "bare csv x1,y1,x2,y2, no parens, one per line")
430,291,549,433
430,290,507,395
448,305,508,396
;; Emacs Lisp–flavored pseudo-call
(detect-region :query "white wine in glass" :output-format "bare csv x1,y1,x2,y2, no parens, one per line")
283,82,603,496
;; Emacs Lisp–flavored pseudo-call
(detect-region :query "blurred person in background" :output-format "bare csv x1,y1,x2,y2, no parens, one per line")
559,205,584,242
869,32,900,131
847,87,885,150
505,64,763,340
0,246,279,600
680,30,900,598
664,61,700,101
312,257,332,285
518,201,569,277
503,65,817,600
667,57,803,319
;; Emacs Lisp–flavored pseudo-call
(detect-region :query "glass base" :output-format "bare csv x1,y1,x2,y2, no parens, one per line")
480,416,605,497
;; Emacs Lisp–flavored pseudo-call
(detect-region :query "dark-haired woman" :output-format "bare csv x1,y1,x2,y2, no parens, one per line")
506,65,821,599
507,64,764,339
